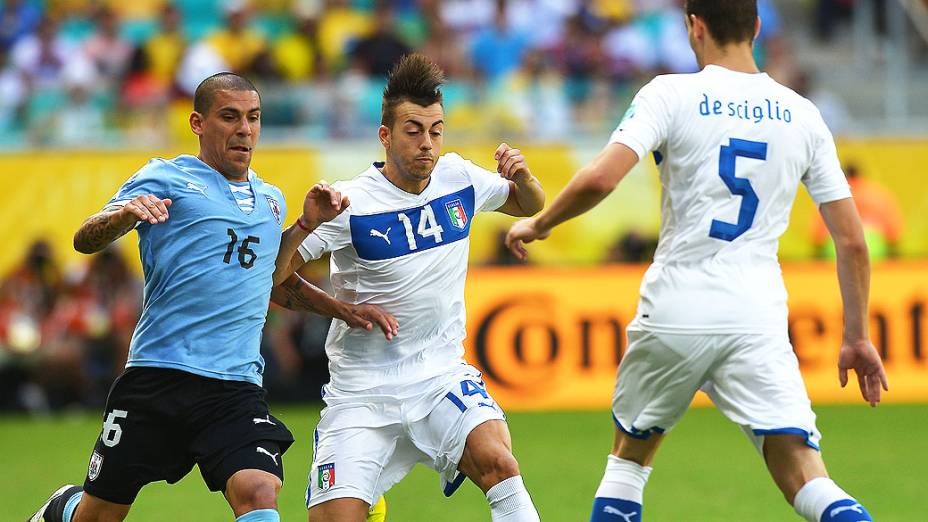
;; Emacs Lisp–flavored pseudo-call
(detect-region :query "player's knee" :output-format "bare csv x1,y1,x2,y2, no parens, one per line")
229,474,281,512
477,452,521,489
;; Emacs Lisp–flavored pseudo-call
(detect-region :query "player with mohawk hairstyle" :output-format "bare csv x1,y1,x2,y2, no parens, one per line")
279,54,546,522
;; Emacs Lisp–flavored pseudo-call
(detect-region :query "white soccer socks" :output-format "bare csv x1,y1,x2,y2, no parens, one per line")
486,475,540,521
793,477,873,522
590,455,652,522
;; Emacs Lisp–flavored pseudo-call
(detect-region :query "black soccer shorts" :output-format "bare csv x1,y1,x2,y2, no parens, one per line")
82,367,294,505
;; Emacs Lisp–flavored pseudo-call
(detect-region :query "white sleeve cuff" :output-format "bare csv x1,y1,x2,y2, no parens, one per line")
609,133,647,162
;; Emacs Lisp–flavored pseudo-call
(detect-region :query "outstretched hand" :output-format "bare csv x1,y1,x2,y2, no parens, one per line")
343,304,399,341
838,339,889,407
301,182,349,230
121,195,173,225
504,218,550,261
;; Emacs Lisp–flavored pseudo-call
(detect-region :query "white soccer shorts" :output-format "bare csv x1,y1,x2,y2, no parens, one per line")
612,330,822,453
306,364,506,508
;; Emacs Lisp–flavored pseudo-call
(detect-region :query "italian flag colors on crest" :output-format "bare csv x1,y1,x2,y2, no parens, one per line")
445,199,467,230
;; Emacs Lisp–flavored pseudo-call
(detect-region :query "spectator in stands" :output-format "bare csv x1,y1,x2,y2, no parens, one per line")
0,49,27,133
420,16,472,80
205,0,267,75
316,0,372,72
71,247,141,401
504,50,572,140
0,240,61,412
10,17,77,90
438,0,497,41
273,12,324,82
552,13,605,104
812,164,904,260
470,0,531,82
349,1,412,78
83,6,133,88
601,13,654,79
0,0,42,52
142,4,186,90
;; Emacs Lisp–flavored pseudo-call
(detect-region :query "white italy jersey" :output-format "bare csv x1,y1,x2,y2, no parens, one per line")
610,64,851,334
299,153,511,392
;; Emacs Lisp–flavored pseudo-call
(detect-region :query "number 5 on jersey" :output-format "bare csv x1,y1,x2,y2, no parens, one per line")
709,138,768,242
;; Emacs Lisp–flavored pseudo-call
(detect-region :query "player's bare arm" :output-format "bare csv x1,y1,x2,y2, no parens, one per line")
272,182,349,286
493,143,545,217
505,142,638,260
74,195,172,254
271,272,399,340
819,197,889,406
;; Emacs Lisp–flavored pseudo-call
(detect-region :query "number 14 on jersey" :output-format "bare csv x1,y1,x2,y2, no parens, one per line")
397,206,444,251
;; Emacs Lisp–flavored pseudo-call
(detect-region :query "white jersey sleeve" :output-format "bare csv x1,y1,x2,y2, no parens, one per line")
608,77,675,160
801,111,851,205
456,154,511,213
298,204,352,262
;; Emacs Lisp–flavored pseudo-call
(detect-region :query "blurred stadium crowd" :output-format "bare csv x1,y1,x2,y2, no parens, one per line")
0,0,909,412
0,0,810,147
0,239,339,412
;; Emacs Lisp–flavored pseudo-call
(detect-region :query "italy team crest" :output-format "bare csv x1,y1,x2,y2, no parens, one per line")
265,195,281,224
318,463,335,490
88,451,103,481
444,199,468,230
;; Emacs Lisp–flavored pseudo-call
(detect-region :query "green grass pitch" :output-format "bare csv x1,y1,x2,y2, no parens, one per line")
3,404,923,521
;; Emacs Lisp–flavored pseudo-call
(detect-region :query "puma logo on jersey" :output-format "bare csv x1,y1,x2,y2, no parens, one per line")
253,415,276,426
829,503,864,517
256,447,279,466
185,181,208,196
370,228,391,245
603,505,637,521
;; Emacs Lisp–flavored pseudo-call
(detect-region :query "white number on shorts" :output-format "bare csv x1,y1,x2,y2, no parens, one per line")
101,409,128,447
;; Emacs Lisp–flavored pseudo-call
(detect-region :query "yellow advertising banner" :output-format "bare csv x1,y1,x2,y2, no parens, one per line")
462,262,928,410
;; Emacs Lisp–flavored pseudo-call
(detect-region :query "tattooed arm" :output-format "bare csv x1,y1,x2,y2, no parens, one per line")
74,195,172,254
271,273,398,340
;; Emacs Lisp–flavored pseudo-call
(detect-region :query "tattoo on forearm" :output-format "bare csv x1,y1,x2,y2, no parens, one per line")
280,277,323,313
74,210,134,253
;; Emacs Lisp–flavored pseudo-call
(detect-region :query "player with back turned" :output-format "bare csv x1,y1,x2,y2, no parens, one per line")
27,73,397,522
506,2,888,521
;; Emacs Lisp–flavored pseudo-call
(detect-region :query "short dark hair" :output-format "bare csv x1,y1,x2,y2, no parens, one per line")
193,72,260,114
685,0,757,46
381,54,444,127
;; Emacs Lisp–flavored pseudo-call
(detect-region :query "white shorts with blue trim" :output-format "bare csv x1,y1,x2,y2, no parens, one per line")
612,330,821,453
306,364,506,508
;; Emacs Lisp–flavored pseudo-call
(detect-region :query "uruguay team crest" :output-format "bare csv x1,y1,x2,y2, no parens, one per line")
88,451,103,481
318,463,335,490
444,199,468,230
265,195,281,225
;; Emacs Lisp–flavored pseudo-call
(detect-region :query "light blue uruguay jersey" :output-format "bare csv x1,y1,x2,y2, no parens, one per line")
108,155,286,385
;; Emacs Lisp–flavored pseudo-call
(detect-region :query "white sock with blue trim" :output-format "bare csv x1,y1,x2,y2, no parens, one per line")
793,477,873,522
486,475,540,521
235,508,280,522
590,455,652,522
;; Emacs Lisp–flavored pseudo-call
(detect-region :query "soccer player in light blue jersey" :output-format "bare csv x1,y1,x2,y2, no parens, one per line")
28,73,397,522
507,1,887,521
